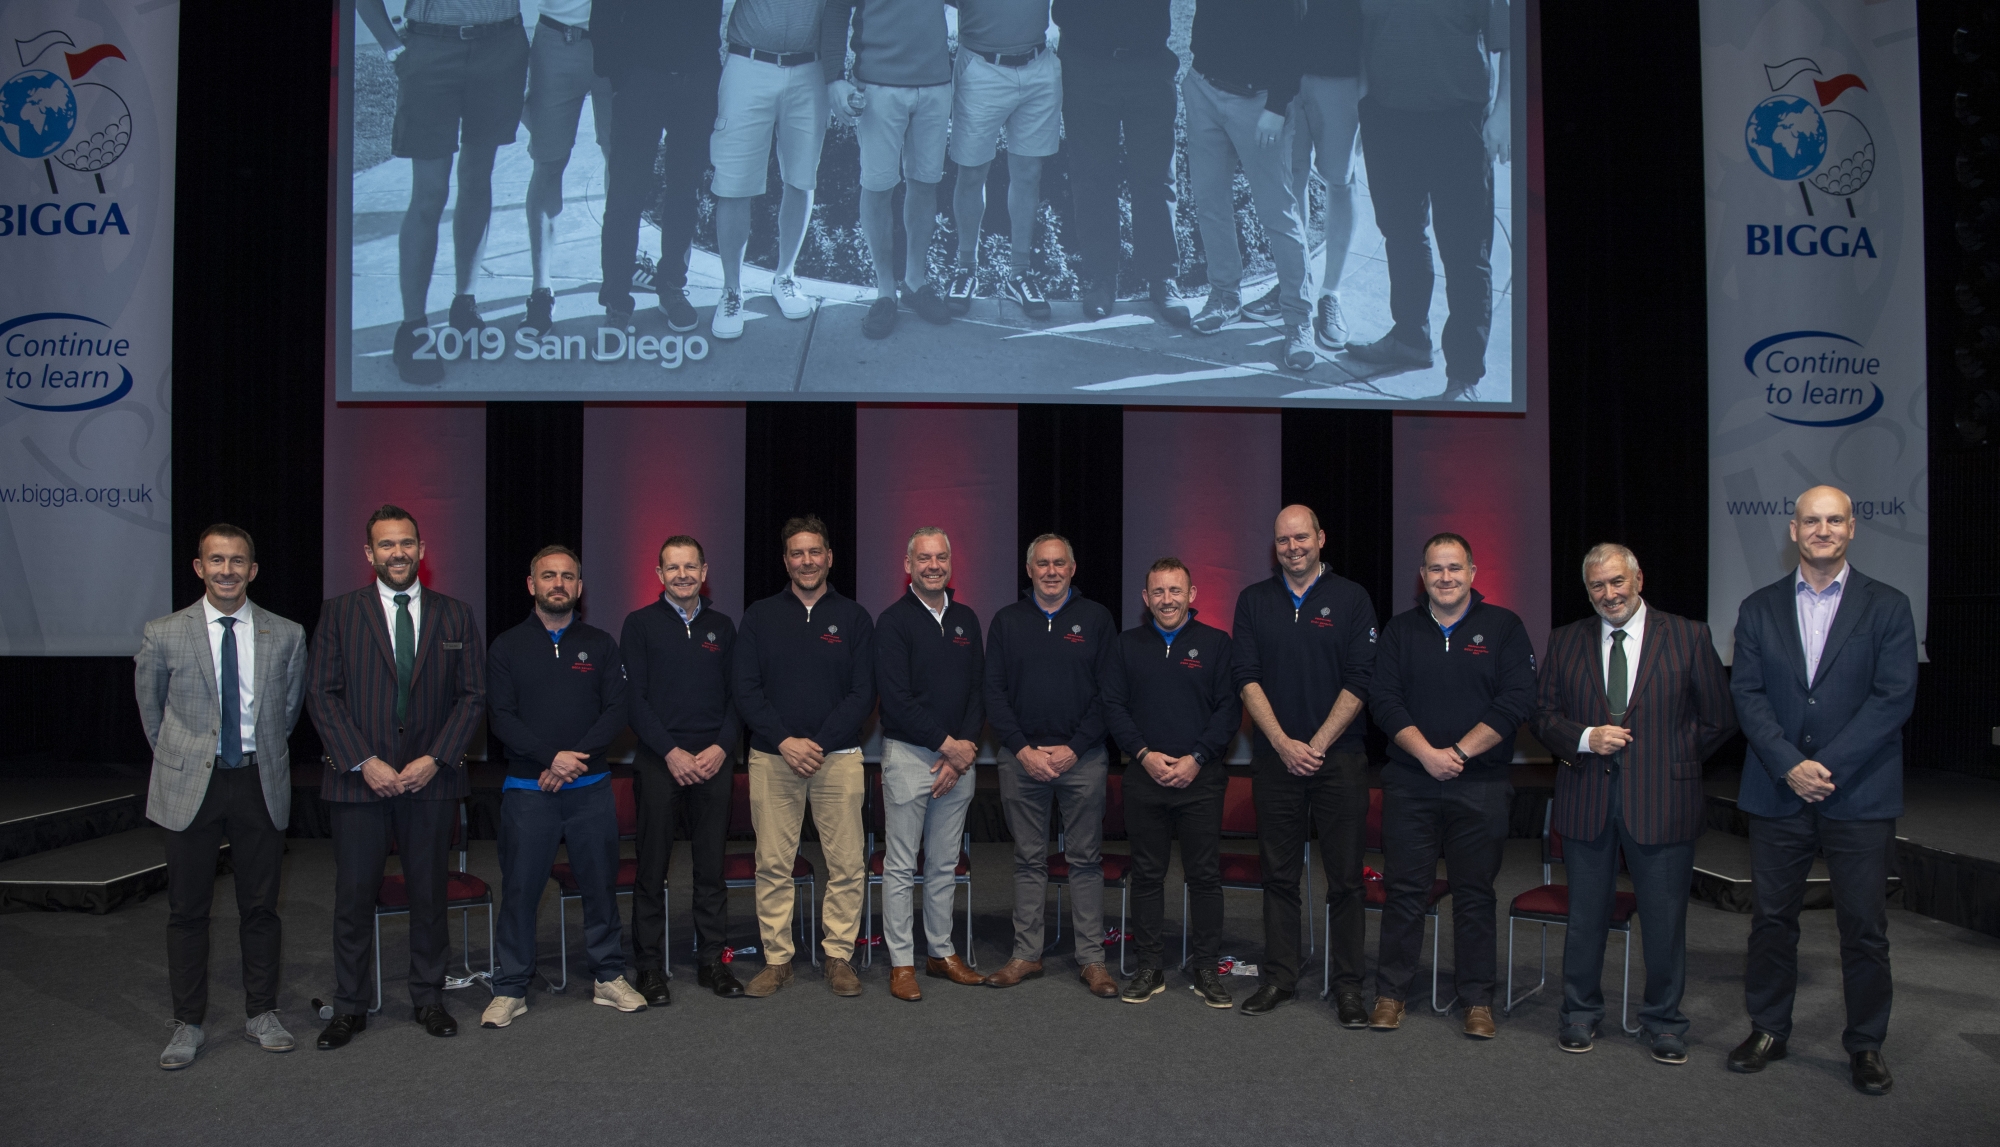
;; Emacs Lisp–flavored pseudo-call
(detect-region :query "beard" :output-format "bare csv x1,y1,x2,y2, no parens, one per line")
373,556,417,590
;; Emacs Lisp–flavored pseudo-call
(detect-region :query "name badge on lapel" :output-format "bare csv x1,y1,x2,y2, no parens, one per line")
442,642,464,650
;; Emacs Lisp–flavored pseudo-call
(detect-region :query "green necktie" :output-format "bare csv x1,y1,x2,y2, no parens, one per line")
1607,629,1629,721
394,593,415,723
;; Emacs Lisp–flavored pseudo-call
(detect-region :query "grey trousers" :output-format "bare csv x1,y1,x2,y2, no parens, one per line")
880,738,977,966
1182,70,1311,326
998,746,1107,966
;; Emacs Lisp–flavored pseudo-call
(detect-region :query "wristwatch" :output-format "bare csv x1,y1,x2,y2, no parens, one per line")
385,42,406,64
1191,750,1208,767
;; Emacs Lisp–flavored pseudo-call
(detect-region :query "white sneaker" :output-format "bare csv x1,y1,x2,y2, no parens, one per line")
712,290,745,339
593,976,649,1013
480,995,527,1028
772,275,812,320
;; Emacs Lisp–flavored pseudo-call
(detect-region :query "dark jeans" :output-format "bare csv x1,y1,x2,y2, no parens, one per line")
1252,748,1369,993
631,753,732,968
599,66,719,311
1746,806,1895,1052
1125,767,1225,971
1560,780,1697,1035
1357,97,1494,382
330,795,456,1015
164,765,285,1024
1059,46,1180,289
1376,777,1510,1006
494,779,625,996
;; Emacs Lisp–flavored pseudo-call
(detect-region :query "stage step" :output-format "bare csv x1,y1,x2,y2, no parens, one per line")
0,827,226,915
1689,830,1899,913
0,789,145,863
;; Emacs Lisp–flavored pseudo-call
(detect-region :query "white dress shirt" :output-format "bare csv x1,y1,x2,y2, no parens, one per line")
377,577,422,646
1795,563,1847,686
1577,599,1645,754
202,597,258,753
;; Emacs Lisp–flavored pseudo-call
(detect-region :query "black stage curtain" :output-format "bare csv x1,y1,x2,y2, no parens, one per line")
742,403,859,604
485,403,585,641
0,0,332,767
1540,1,1709,628
1281,410,1394,624
1016,404,1124,608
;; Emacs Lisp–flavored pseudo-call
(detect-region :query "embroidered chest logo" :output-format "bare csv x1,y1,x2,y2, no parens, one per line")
820,624,842,645
1180,647,1203,669
569,650,597,673
702,631,721,653
1311,605,1335,629
1063,623,1085,645
951,624,971,647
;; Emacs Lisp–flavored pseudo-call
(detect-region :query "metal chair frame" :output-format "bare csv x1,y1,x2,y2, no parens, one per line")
1504,802,1639,1033
861,830,975,969
1046,830,1133,974
371,801,493,1013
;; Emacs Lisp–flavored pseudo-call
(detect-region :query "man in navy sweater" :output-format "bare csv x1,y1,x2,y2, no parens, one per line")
1367,532,1536,1039
620,534,744,1006
873,528,988,1000
984,534,1120,998
481,546,647,1028
1232,505,1378,1021
732,516,875,998
1102,558,1240,1008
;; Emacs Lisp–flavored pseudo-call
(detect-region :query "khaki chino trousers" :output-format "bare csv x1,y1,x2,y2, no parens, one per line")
748,748,866,964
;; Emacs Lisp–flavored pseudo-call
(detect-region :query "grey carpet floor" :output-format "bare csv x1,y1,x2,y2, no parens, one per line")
3,837,1997,1146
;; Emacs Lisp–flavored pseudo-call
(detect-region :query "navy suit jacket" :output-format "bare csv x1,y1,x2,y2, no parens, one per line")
307,583,487,803
1730,566,1917,821
1532,607,1737,846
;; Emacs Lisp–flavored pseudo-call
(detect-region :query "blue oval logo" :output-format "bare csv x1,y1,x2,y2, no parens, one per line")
1742,330,1883,428
2,311,134,411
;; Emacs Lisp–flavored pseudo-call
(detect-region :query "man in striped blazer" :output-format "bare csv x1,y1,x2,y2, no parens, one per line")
306,504,486,1049
1530,544,1735,1064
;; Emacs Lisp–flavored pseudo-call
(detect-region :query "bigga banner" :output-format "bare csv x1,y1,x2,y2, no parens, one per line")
1701,0,1928,661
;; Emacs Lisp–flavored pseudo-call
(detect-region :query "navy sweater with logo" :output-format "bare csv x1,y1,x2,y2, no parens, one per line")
733,587,876,754
1101,614,1241,769
874,589,985,752
984,591,1117,754
1231,566,1378,754
620,595,737,761
1369,590,1537,789
486,615,628,780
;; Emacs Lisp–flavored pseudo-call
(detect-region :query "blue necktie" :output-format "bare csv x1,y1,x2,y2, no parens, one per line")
218,616,243,766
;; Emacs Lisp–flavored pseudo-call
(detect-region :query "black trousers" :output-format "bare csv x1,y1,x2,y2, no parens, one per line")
1746,806,1895,1052
631,754,733,967
1059,46,1180,289
329,795,455,1015
1125,767,1224,971
1252,749,1369,993
599,66,719,312
1560,779,1696,1035
1357,97,1494,382
164,765,285,1025
1376,778,1510,1006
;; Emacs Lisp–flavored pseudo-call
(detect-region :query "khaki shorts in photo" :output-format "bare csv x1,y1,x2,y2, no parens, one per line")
858,81,952,191
947,48,1061,168
709,52,830,198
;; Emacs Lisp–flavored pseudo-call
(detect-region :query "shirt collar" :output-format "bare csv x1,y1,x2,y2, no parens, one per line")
1286,564,1326,608
1151,616,1188,645
1037,588,1074,620
378,578,421,605
663,593,701,624
1795,563,1848,597
202,596,251,626
1600,599,1646,641
910,587,951,622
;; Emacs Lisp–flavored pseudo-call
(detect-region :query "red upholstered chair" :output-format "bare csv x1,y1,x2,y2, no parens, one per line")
1334,787,1453,1010
371,800,492,1013
718,771,819,965
544,776,642,992
860,770,974,968
1504,800,1639,1032
1047,771,1134,973
1183,775,1310,969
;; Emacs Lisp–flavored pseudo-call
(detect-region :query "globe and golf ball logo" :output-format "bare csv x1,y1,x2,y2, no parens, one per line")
0,32,130,180
1744,59,1874,203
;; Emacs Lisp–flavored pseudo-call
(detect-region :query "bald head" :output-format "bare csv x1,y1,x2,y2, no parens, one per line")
1790,485,1856,575
1273,505,1325,582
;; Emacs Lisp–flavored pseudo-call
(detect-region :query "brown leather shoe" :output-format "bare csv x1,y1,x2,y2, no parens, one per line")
744,962,793,998
927,954,986,985
1369,998,1405,1030
985,958,1044,988
1463,1005,1497,1039
1080,964,1118,998
825,957,863,997
889,966,922,1002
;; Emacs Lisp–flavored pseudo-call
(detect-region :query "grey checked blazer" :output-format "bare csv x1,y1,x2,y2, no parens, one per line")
135,599,308,832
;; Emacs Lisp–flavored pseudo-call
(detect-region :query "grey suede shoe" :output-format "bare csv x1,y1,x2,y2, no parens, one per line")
245,1010,295,1052
160,1020,204,1070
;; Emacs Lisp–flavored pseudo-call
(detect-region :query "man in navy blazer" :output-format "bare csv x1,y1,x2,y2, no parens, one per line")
1531,544,1735,1064
1727,486,1917,1096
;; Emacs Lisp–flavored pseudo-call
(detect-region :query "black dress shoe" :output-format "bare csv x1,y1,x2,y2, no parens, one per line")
1727,1030,1788,1073
413,1005,457,1038
1850,1050,1893,1095
316,1013,365,1050
1240,985,1294,1016
636,969,672,1007
698,962,746,999
1334,993,1369,1029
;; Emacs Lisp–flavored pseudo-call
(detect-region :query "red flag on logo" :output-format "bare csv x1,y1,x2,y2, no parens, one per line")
65,43,124,78
1813,73,1867,106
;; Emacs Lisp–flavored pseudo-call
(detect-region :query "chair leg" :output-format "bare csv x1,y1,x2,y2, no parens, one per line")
804,878,820,968
964,876,977,969
1302,842,1313,956
1504,917,1550,1016
1118,886,1130,977
1179,883,1189,970
370,916,383,1015
1429,911,1457,1014
1620,927,1640,1034
546,896,570,994
663,887,672,979
862,880,874,969
1321,902,1331,1000
485,904,496,979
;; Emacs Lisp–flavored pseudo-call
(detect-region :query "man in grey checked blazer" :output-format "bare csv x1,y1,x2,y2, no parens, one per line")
135,523,308,1070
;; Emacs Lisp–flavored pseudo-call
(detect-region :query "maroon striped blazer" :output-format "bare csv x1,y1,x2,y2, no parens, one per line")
1530,606,1736,846
307,583,486,803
